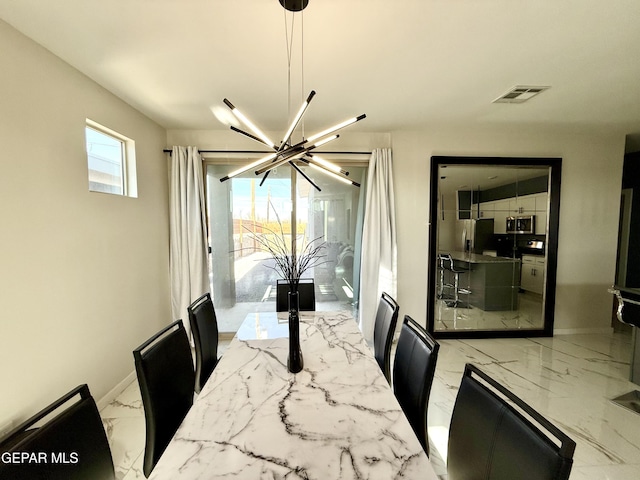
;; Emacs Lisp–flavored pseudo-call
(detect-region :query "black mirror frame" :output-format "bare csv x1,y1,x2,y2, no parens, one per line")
427,156,562,339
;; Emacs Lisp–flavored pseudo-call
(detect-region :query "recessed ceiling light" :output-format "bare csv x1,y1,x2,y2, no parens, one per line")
488,175,498,180
493,85,550,104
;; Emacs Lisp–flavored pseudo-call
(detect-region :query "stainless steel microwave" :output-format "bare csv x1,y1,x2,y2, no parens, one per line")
506,215,535,234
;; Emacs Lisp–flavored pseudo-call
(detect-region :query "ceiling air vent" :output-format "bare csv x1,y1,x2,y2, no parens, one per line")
493,85,550,104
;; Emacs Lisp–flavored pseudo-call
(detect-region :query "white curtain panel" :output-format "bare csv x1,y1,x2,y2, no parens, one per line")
358,148,398,342
169,146,209,338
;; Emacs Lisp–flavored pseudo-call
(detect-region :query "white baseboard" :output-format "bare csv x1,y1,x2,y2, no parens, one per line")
97,371,136,412
553,327,614,335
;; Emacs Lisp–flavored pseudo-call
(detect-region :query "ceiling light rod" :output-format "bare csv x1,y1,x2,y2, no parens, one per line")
301,157,360,187
279,90,316,152
308,154,349,176
219,152,278,182
223,98,277,149
306,114,366,143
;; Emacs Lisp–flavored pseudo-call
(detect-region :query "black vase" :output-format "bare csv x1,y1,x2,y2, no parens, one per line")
287,290,304,373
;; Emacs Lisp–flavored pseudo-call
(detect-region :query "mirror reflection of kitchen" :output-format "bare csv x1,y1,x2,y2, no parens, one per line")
435,165,550,332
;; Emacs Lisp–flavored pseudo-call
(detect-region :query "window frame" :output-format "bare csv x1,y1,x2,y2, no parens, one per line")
85,119,137,197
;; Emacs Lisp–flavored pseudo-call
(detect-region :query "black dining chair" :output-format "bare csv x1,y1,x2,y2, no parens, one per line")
392,315,440,456
448,364,576,480
373,292,400,383
0,384,115,480
133,320,195,478
276,278,316,312
188,292,220,394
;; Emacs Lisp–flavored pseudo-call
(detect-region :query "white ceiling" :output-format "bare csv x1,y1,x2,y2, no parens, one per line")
1,0,640,138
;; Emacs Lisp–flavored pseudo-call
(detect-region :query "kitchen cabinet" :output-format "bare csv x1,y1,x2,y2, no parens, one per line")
475,192,548,234
447,252,521,311
473,202,496,218
521,255,545,295
533,193,548,235
493,200,509,233
509,195,536,214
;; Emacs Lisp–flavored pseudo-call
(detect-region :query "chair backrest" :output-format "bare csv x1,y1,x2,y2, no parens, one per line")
439,253,455,271
133,320,195,477
276,278,316,312
373,292,400,383
0,384,115,480
392,315,440,455
448,364,576,480
188,292,219,394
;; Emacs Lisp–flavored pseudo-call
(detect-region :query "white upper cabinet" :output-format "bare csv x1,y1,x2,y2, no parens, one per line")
478,201,495,219
509,194,536,214
477,192,548,235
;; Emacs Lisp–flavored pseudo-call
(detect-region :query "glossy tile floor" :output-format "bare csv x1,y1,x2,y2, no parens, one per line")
101,331,640,479
434,291,544,332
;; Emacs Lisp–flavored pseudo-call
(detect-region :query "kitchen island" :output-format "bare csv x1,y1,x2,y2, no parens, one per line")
443,251,521,311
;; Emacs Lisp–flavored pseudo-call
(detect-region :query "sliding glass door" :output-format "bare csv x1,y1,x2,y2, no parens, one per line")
205,160,367,333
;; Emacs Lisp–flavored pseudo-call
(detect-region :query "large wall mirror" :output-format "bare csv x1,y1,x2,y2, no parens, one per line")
427,156,562,338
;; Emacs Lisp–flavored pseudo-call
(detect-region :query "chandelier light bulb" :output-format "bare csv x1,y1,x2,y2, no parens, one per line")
311,134,339,148
221,152,278,181
306,114,366,143
308,163,358,186
280,90,316,151
223,98,277,149
308,154,343,174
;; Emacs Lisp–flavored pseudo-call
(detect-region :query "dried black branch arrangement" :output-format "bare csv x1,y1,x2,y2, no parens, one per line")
242,203,327,292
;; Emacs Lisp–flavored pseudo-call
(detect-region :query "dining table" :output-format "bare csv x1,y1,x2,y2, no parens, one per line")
148,310,439,479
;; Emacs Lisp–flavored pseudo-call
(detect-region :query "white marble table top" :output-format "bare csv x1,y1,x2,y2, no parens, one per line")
149,311,437,479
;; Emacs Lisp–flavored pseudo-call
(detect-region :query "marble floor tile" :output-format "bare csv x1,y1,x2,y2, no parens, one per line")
100,381,144,419
427,331,639,479
102,416,146,480
102,332,639,479
121,452,145,480
570,463,640,480
434,292,544,332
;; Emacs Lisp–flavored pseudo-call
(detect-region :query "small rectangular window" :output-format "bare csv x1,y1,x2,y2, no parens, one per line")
85,120,137,197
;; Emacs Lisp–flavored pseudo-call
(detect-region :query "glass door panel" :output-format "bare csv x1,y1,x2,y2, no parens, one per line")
206,162,367,333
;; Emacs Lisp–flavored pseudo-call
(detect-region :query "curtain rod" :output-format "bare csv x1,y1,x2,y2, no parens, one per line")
162,149,372,155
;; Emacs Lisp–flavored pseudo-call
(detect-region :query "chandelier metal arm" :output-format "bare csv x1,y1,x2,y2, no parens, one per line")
290,161,320,192
229,125,274,148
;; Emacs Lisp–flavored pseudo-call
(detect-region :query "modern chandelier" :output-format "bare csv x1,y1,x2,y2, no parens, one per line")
219,0,365,190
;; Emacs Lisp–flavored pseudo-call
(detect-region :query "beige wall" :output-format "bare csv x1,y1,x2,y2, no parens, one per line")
393,127,625,333
0,20,170,427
